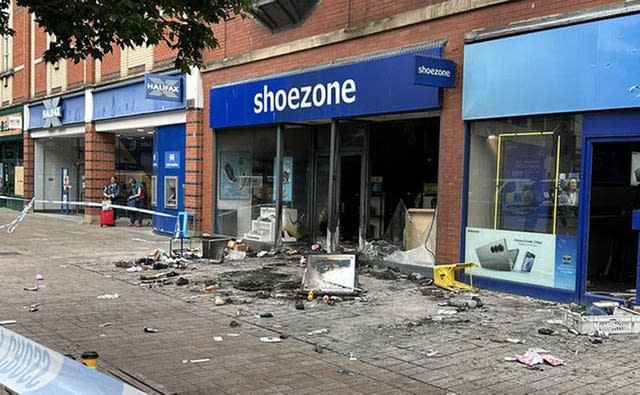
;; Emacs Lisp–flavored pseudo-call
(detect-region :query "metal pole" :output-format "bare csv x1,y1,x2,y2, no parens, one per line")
359,124,370,251
327,120,339,252
274,123,284,247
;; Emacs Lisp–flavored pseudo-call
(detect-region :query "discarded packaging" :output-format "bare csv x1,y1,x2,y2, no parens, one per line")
256,250,269,258
143,327,158,333
259,337,282,343
227,333,240,337
505,338,525,344
213,296,226,306
23,286,39,292
426,350,439,357
96,293,120,300
182,358,210,364
307,328,329,336
227,250,247,260
0,320,17,325
28,304,39,312
98,322,112,328
35,274,44,281
299,256,307,265
349,352,357,361
126,266,142,272
311,244,321,251
516,350,543,366
212,336,223,342
542,354,564,366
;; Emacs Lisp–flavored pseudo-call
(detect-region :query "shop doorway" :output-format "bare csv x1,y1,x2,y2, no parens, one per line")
338,154,362,244
585,141,640,299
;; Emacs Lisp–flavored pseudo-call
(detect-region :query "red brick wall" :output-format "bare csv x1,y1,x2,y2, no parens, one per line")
99,45,121,81
22,130,34,199
12,4,29,102
66,59,85,89
153,41,177,70
201,0,622,258
185,109,204,230
84,124,115,222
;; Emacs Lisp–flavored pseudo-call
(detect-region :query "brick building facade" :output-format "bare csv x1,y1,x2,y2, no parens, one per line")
1,0,635,303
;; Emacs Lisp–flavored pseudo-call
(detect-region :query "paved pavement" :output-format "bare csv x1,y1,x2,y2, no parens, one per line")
0,208,639,394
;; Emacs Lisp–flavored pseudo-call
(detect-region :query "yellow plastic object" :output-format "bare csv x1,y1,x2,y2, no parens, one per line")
433,263,477,292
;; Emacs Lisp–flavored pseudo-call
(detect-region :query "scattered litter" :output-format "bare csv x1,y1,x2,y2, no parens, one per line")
287,249,298,256
99,333,106,338
307,328,329,336
143,327,158,333
204,285,216,292
504,357,517,362
256,250,269,258
236,309,245,317
588,329,609,339
182,358,210,364
311,244,321,251
23,286,39,291
259,337,282,343
568,328,579,335
256,312,273,318
516,350,543,366
314,345,324,353
35,274,44,281
279,334,289,340
97,293,120,300
98,322,112,328
426,350,439,357
299,256,307,265
506,338,525,344
176,277,189,286
230,320,240,328
349,352,357,361
227,333,240,337
337,368,356,376
528,348,548,354
126,266,142,272
538,328,555,335
546,319,563,325
212,336,223,342
590,337,603,344
227,250,247,261
295,300,305,310
542,354,564,366
437,309,457,315
213,296,226,306
28,304,39,312
0,320,17,325
59,265,69,268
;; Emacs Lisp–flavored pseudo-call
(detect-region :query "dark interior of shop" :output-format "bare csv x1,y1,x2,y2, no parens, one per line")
367,117,439,242
587,142,640,296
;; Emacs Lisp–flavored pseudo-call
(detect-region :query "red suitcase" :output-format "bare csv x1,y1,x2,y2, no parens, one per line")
100,209,115,227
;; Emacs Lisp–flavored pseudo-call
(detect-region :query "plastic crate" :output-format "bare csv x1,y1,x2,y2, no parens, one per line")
563,310,640,334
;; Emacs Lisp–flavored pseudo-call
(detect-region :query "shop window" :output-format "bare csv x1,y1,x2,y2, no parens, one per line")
216,127,277,241
164,176,177,209
465,114,582,290
150,176,157,207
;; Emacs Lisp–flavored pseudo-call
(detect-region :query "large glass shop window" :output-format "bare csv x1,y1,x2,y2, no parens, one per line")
216,127,277,241
465,114,581,290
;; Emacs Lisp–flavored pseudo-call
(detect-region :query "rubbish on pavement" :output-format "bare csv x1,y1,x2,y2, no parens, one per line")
96,293,120,300
256,312,273,318
230,320,240,328
542,354,564,366
426,350,439,357
259,337,282,343
35,274,44,281
236,308,245,317
314,345,324,353
311,243,321,251
307,328,329,336
213,296,226,306
302,254,358,296
590,337,603,344
0,320,17,325
212,336,223,342
143,327,158,333
28,303,40,312
182,358,210,364
538,328,555,335
322,295,330,304
295,299,305,310
227,333,240,337
227,250,247,260
337,368,356,376
126,266,142,272
256,250,269,258
228,240,248,252
299,256,307,265
176,277,189,286
588,329,609,339
98,322,112,328
563,303,640,334
349,352,357,361
307,291,314,301
516,350,543,366
437,309,457,315
546,319,563,325
204,285,216,292
23,286,39,291
80,351,99,368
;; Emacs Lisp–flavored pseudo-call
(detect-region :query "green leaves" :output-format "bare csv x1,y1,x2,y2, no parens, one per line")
14,0,254,72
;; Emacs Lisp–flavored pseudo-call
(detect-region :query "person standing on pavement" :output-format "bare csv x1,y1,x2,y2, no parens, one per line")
127,178,145,227
103,176,121,220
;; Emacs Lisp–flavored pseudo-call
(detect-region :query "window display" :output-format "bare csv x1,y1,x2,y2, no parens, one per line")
164,176,177,208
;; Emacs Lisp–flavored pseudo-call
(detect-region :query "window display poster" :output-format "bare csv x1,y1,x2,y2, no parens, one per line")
465,227,556,288
219,151,251,200
273,156,293,203
554,235,577,290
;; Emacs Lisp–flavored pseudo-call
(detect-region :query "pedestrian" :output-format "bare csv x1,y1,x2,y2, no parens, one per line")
127,178,145,227
103,176,120,219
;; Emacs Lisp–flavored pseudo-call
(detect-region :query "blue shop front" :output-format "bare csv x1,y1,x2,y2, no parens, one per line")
462,12,640,305
92,72,187,233
210,43,453,251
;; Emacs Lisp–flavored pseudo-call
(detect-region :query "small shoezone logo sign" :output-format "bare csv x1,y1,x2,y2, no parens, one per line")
414,55,456,88
145,74,183,102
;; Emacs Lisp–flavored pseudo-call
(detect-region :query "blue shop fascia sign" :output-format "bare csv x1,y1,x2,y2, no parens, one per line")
210,46,452,128
29,94,85,129
145,73,184,102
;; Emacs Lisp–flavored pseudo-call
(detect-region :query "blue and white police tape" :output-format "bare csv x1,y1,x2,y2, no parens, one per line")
0,325,146,394
0,195,177,233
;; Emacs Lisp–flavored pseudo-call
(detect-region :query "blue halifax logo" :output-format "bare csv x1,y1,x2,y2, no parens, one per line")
165,151,180,169
145,74,183,102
